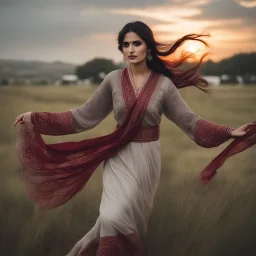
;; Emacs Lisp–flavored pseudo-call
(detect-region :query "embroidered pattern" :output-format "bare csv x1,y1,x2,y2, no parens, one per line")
133,126,159,142
122,68,160,122
193,119,234,148
116,124,160,142
31,111,74,135
96,235,142,256
200,124,256,183
82,241,98,256
16,68,162,209
127,67,152,99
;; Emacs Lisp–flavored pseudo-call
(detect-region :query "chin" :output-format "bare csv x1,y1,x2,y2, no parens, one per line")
128,59,144,65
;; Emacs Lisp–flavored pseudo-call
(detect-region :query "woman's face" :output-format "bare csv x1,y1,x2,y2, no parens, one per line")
122,32,148,65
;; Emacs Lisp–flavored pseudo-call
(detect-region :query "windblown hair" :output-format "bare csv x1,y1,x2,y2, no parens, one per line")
117,21,210,92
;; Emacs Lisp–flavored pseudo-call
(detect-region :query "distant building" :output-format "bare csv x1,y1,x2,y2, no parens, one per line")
203,76,221,86
61,74,78,85
220,74,239,84
98,72,106,79
243,74,256,85
236,76,244,84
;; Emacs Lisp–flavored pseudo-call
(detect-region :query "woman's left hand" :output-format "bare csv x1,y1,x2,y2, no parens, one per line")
231,122,256,137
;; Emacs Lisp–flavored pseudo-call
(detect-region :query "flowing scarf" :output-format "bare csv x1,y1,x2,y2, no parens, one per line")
16,69,160,209
200,123,256,184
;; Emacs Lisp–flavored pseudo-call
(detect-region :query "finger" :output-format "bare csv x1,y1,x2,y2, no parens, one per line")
14,117,23,124
12,121,19,127
15,114,24,120
13,119,24,127
234,131,246,137
12,120,20,127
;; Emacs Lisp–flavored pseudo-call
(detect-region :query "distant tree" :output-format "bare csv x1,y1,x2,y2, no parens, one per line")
199,52,256,76
75,58,121,83
0,79,9,86
217,53,256,76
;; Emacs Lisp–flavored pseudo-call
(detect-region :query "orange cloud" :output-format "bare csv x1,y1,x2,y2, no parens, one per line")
108,7,201,22
236,0,256,8
81,4,256,62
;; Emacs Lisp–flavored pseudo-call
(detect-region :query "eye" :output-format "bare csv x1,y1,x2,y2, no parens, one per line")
123,42,129,48
133,41,142,46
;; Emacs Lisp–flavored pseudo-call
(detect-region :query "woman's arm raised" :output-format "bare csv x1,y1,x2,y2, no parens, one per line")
70,71,113,133
13,71,114,135
163,79,237,148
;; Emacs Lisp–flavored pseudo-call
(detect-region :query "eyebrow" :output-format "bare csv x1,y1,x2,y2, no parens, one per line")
123,40,142,43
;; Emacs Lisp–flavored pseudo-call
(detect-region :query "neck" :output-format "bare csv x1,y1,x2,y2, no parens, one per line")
129,61,150,76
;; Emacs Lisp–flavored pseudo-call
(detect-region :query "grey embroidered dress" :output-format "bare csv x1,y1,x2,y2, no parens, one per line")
66,68,202,255
16,66,237,255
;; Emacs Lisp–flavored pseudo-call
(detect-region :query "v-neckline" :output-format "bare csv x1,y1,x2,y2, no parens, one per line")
127,67,152,98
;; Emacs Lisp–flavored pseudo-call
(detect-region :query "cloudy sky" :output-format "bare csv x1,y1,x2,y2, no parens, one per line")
0,0,255,64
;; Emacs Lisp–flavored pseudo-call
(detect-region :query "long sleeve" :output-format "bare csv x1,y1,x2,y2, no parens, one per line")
70,72,113,133
163,78,234,148
31,111,75,135
30,72,113,135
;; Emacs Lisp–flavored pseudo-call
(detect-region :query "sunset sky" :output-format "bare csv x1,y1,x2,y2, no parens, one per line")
0,0,255,64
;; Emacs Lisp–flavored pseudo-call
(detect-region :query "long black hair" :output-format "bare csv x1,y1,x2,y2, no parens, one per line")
117,21,210,92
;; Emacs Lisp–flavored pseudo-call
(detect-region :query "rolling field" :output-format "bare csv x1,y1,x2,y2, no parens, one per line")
0,84,255,256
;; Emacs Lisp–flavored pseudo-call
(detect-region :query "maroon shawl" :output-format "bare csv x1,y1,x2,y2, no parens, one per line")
200,123,256,184
16,69,160,209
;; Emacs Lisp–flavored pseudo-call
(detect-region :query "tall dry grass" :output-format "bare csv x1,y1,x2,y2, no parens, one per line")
0,84,255,256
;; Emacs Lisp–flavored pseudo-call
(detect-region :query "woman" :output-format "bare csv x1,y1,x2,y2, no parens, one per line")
13,21,256,256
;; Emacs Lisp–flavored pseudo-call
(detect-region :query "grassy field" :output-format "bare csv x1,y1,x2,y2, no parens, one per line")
0,84,256,256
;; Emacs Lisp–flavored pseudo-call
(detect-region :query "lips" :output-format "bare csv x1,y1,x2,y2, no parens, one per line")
128,56,137,58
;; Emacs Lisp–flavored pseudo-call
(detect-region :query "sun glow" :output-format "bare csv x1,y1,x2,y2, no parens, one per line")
186,43,199,54
180,41,209,62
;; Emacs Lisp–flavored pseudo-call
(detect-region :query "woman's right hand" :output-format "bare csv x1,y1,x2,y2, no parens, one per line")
12,112,32,127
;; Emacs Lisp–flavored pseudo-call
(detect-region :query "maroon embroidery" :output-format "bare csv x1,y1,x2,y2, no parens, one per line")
96,234,142,256
122,68,160,123
16,68,161,209
82,241,99,256
200,123,256,183
193,119,234,148
122,69,137,109
116,124,160,142
133,126,159,142
126,68,152,99
31,111,74,135
131,72,160,123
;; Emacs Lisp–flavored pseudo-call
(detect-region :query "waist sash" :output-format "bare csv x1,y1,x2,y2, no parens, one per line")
116,124,160,142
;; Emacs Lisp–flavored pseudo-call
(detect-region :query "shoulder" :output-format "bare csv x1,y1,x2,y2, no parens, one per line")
106,69,124,79
104,69,126,88
159,74,174,84
101,69,124,90
156,73,176,92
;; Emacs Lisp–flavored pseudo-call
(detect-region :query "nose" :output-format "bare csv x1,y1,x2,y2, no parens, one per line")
128,44,134,54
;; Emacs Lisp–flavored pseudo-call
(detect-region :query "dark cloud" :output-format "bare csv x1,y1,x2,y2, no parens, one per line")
191,0,256,21
0,0,255,62
0,0,168,8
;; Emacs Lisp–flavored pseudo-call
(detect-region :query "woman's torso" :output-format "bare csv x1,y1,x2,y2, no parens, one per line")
110,69,170,128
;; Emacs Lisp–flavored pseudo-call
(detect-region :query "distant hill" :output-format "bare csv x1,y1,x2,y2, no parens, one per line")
0,60,75,80
0,52,255,81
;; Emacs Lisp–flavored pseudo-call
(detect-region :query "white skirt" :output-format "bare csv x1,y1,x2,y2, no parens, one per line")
67,139,161,256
